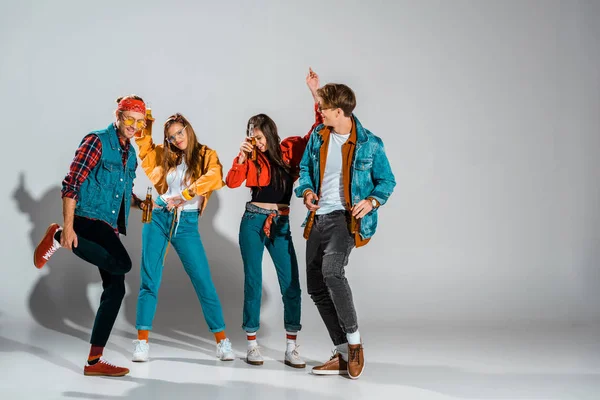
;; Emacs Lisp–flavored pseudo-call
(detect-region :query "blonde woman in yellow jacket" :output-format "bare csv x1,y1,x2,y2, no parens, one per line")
131,113,235,362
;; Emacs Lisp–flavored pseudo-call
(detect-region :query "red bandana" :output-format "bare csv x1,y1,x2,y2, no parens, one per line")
117,98,146,115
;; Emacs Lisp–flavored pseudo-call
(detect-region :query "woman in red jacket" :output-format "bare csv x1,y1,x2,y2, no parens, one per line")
226,69,321,368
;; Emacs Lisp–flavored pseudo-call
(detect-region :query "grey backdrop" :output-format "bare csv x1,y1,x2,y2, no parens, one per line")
1,0,599,344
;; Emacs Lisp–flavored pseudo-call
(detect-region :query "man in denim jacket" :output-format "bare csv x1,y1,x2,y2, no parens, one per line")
295,82,396,379
33,95,146,377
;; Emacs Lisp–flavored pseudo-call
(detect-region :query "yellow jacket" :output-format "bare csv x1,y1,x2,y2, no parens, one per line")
135,134,226,215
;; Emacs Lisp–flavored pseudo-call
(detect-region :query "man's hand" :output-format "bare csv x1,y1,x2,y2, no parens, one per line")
352,199,374,219
306,67,320,99
304,191,320,212
60,225,78,250
140,200,162,211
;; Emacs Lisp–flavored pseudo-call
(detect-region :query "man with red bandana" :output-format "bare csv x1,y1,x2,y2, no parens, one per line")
33,95,148,376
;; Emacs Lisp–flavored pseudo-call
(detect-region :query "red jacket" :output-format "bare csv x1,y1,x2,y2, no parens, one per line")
226,104,322,188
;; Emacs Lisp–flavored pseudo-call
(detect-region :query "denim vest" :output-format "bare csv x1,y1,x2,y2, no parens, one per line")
74,124,137,232
295,116,396,239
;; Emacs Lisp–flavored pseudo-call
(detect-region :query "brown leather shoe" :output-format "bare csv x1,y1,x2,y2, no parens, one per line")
347,343,364,379
311,352,348,375
83,358,129,377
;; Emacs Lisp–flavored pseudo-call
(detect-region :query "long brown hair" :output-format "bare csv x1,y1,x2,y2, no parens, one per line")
162,113,204,188
248,114,291,191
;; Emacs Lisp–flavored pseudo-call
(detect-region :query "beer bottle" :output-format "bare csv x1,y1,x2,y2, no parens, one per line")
247,123,257,161
142,187,153,223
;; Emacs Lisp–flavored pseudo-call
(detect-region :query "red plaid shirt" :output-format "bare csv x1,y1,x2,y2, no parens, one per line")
62,124,138,202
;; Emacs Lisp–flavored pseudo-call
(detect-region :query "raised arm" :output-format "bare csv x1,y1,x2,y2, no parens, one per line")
281,68,324,170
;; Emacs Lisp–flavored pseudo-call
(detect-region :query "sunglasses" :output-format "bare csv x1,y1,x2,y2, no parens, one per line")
318,103,336,113
167,126,187,144
121,115,146,129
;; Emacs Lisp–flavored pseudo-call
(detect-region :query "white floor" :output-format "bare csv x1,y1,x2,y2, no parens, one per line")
2,314,600,400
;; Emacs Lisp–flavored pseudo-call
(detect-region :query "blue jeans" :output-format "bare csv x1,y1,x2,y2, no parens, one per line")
135,203,226,333
239,203,302,332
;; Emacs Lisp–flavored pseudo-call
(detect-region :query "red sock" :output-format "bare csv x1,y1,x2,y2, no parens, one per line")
88,345,103,365
286,331,297,352
246,332,258,348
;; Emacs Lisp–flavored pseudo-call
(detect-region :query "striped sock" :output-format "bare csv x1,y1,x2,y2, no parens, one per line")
246,332,258,349
87,345,104,365
286,331,297,352
214,330,227,344
138,330,149,342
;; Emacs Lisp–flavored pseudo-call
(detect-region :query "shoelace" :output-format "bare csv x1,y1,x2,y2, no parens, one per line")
288,345,301,358
328,349,340,361
43,241,60,260
99,358,117,367
133,340,148,352
220,339,232,353
349,346,361,362
248,346,261,357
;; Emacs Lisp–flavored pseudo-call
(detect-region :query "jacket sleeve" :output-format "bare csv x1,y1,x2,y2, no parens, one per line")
135,133,168,194
183,149,226,199
367,137,396,206
281,103,323,169
135,132,160,163
225,154,249,188
294,131,318,198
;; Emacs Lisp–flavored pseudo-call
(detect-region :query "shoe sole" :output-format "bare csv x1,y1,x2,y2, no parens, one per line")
220,357,235,362
284,360,306,369
311,369,348,375
84,371,129,377
33,224,59,269
132,357,149,362
246,359,264,366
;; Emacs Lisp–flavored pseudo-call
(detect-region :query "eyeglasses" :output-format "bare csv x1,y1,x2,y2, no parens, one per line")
121,115,146,129
318,103,336,113
167,126,186,143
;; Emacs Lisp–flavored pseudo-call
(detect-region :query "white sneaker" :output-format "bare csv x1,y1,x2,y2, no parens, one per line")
246,346,264,365
284,345,306,368
132,339,149,362
216,338,235,361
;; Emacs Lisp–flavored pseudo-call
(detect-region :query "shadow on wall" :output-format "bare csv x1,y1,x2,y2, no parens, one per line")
13,172,269,351
13,173,97,344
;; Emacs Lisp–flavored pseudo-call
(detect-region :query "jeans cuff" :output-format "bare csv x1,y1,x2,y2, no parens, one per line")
209,326,226,333
242,325,260,333
343,325,359,334
284,323,302,332
135,325,153,331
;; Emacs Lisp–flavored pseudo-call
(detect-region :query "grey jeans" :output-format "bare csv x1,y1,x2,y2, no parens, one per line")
306,210,357,346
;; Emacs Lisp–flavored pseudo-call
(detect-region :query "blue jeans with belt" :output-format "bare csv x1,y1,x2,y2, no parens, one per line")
239,203,302,333
135,198,226,333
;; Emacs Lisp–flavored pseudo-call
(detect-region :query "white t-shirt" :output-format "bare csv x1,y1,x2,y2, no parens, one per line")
316,132,350,215
161,159,203,211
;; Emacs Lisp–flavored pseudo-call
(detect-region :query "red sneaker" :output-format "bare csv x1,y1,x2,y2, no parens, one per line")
33,224,62,269
83,358,130,377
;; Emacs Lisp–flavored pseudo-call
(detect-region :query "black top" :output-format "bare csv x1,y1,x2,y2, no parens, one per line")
251,165,294,205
